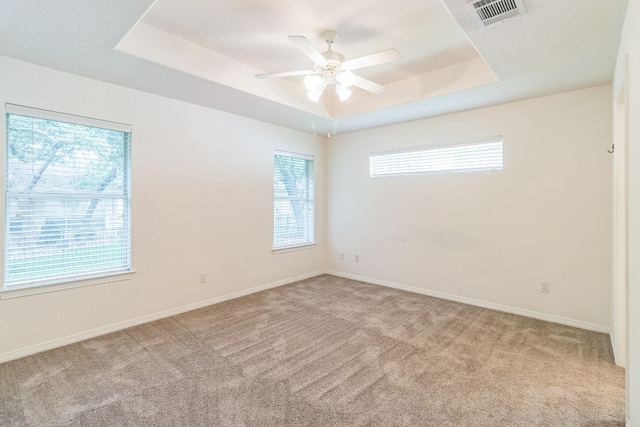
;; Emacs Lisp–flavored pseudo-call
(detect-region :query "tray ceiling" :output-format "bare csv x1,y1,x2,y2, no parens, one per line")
0,0,628,136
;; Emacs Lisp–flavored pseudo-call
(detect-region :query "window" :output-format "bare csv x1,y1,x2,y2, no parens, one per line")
370,136,503,177
273,151,314,250
4,104,131,290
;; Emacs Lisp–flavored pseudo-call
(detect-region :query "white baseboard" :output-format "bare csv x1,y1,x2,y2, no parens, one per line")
610,331,626,367
1,269,610,363
0,270,326,364
326,270,610,334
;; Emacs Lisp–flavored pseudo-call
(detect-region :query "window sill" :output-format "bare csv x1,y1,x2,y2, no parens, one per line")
272,243,316,255
0,270,135,300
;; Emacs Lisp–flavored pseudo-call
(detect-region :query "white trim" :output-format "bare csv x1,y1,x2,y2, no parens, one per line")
614,54,629,104
274,149,314,161
272,243,317,254
0,271,135,300
0,269,610,363
0,270,326,363
5,103,132,133
611,332,620,366
370,135,503,157
326,270,610,334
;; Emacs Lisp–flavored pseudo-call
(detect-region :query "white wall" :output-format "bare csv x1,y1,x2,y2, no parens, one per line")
614,1,640,424
0,55,326,359
327,85,612,329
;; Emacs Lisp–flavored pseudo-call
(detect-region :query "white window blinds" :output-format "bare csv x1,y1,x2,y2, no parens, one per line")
273,151,314,250
370,136,503,177
4,104,132,289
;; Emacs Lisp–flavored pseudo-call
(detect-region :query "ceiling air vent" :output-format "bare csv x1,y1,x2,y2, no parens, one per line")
468,0,526,28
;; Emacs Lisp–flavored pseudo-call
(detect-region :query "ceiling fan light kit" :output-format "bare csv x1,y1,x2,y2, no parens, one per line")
303,69,354,102
335,85,352,102
255,30,401,103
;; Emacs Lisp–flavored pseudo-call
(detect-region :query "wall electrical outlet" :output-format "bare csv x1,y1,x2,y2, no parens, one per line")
540,282,550,293
200,272,207,283
339,252,344,260
355,254,360,263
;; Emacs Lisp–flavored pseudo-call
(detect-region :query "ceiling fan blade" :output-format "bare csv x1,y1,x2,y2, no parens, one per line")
352,75,387,94
255,69,317,79
341,48,401,71
288,35,328,66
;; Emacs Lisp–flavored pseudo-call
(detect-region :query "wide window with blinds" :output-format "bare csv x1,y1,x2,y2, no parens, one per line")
4,105,132,290
273,151,314,250
370,136,503,177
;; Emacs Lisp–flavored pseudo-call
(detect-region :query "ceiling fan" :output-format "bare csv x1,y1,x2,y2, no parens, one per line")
255,31,401,102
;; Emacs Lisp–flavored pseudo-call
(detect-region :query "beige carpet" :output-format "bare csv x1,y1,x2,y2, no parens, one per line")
0,274,625,426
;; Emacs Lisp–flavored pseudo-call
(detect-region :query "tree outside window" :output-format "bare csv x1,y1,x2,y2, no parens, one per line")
273,152,314,249
5,108,131,288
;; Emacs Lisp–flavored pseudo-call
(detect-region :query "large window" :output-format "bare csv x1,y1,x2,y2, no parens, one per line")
273,151,314,250
370,136,503,177
4,105,131,290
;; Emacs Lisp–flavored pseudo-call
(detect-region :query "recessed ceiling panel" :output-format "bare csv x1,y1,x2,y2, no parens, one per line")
118,0,495,118
0,0,626,135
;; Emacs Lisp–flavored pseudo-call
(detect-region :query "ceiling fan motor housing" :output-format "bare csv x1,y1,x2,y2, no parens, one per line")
313,49,346,84
323,50,345,65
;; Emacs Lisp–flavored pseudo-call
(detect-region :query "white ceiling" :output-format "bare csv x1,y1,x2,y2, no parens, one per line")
0,0,628,136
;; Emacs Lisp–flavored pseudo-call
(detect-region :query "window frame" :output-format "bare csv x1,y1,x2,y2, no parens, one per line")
369,136,503,178
272,150,315,252
2,104,133,298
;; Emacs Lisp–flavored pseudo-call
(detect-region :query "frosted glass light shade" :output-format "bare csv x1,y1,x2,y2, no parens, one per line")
304,75,324,92
336,85,352,101
336,70,355,87
307,90,322,102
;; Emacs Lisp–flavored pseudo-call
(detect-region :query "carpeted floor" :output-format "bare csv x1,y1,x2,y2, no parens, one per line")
0,274,625,426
